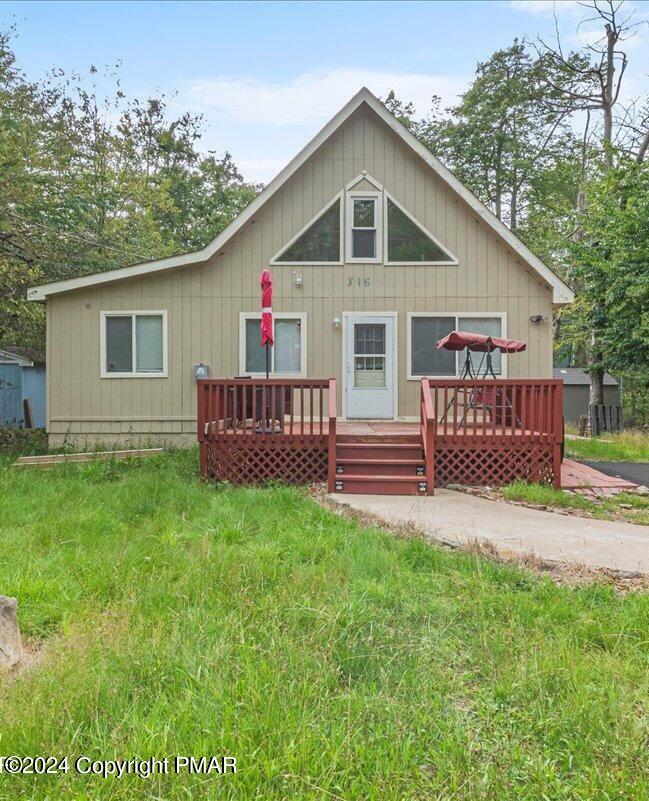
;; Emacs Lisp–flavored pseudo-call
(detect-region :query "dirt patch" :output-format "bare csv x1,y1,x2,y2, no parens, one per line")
0,636,46,682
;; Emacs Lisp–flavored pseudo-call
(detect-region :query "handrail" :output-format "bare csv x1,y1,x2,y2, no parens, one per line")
420,378,435,495
327,377,337,493
198,378,330,442
424,378,563,445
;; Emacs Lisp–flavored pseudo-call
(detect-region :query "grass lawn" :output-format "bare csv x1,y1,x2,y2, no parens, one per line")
502,480,649,525
1,450,649,799
565,429,649,463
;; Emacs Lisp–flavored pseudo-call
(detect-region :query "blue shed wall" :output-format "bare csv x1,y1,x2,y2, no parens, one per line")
0,364,47,428
0,364,23,426
21,366,46,428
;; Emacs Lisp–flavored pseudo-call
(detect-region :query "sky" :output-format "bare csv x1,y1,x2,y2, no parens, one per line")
2,0,649,183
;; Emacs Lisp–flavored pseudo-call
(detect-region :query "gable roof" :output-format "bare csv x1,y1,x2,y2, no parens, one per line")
553,368,619,386
28,87,574,305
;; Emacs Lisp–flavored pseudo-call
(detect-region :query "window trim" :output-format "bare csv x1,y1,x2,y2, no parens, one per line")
406,312,507,380
384,192,459,266
100,310,168,379
270,192,343,266
346,190,382,263
239,312,308,378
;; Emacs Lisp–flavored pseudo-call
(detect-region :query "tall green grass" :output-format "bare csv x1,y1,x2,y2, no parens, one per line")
1,450,649,799
503,479,649,524
566,429,649,462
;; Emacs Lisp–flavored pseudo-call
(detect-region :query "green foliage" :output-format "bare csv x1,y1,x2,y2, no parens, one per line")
0,426,48,455
565,429,649,462
383,26,649,421
2,451,649,798
0,30,259,349
503,479,649,525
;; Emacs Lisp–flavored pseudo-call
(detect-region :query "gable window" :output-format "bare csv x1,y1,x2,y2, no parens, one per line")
346,191,382,262
408,313,506,379
271,196,342,264
101,311,167,378
240,313,307,376
386,197,456,264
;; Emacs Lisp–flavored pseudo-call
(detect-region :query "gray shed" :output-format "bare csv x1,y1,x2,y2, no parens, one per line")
553,368,621,425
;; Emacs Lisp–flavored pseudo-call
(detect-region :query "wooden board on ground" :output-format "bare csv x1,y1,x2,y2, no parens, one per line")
561,458,637,498
13,448,164,469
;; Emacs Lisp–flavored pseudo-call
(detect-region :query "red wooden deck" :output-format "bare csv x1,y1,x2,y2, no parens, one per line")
561,458,637,497
197,378,564,495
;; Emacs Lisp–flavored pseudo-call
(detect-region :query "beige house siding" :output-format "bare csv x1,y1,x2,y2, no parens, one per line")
46,104,554,446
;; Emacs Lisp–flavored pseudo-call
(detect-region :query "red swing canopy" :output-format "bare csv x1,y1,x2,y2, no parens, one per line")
436,330,526,353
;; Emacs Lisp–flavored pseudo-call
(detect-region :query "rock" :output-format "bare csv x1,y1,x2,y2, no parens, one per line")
635,485,649,496
0,596,24,669
445,483,465,492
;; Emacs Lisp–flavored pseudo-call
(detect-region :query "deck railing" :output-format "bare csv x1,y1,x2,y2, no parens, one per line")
420,378,435,495
198,378,334,443
426,379,563,444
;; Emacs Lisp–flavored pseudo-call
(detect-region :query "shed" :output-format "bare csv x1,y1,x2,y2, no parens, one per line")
553,368,621,425
0,347,47,428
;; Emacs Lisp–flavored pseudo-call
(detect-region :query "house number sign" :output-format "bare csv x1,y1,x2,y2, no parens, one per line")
347,277,371,287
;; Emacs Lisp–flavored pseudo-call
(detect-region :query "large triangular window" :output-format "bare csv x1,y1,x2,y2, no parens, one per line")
272,195,342,264
386,195,456,264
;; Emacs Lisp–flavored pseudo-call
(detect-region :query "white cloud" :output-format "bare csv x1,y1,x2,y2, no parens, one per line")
509,1,581,16
180,67,467,126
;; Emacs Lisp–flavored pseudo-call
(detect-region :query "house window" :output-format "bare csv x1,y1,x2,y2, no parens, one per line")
101,312,167,377
408,314,505,378
272,196,342,264
240,313,307,376
386,197,455,263
346,192,382,262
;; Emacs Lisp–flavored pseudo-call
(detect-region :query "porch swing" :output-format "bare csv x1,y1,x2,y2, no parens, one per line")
435,330,527,428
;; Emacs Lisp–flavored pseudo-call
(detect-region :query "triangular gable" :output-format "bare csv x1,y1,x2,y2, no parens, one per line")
384,192,457,265
270,192,343,265
29,88,574,304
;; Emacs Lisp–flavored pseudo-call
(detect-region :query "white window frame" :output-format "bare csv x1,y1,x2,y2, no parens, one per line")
384,191,458,266
406,312,507,380
239,312,307,378
100,311,168,379
270,192,343,266
346,190,382,263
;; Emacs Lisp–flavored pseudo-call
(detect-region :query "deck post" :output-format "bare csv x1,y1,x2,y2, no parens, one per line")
327,378,337,493
420,378,435,495
552,380,564,489
197,381,207,480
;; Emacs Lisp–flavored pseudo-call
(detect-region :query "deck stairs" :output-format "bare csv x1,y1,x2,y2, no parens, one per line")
331,432,429,495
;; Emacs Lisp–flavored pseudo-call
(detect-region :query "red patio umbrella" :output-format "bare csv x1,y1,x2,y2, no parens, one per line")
260,269,273,379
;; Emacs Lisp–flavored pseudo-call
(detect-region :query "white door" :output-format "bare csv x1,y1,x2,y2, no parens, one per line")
345,315,395,419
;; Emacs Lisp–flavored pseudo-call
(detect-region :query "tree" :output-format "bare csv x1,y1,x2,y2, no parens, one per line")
0,30,259,350
536,0,648,404
413,41,577,232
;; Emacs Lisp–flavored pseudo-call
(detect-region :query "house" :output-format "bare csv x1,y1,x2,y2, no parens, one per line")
28,88,572,491
553,368,621,425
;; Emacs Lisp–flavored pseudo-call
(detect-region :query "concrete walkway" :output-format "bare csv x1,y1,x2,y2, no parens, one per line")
329,490,649,574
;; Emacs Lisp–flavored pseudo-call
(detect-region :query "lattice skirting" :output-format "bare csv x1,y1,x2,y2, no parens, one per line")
201,441,328,485
435,445,555,487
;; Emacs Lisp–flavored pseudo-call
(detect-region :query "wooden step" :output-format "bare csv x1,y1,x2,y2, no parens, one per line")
336,442,424,461
336,433,421,445
332,474,428,496
336,458,425,477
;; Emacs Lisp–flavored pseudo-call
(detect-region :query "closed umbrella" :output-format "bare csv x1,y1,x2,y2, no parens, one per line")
260,269,273,379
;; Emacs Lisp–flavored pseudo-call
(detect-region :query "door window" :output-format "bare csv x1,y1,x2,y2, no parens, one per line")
353,323,386,388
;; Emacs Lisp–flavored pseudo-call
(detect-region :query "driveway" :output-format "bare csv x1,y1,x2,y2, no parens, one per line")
580,460,649,487
329,490,649,574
